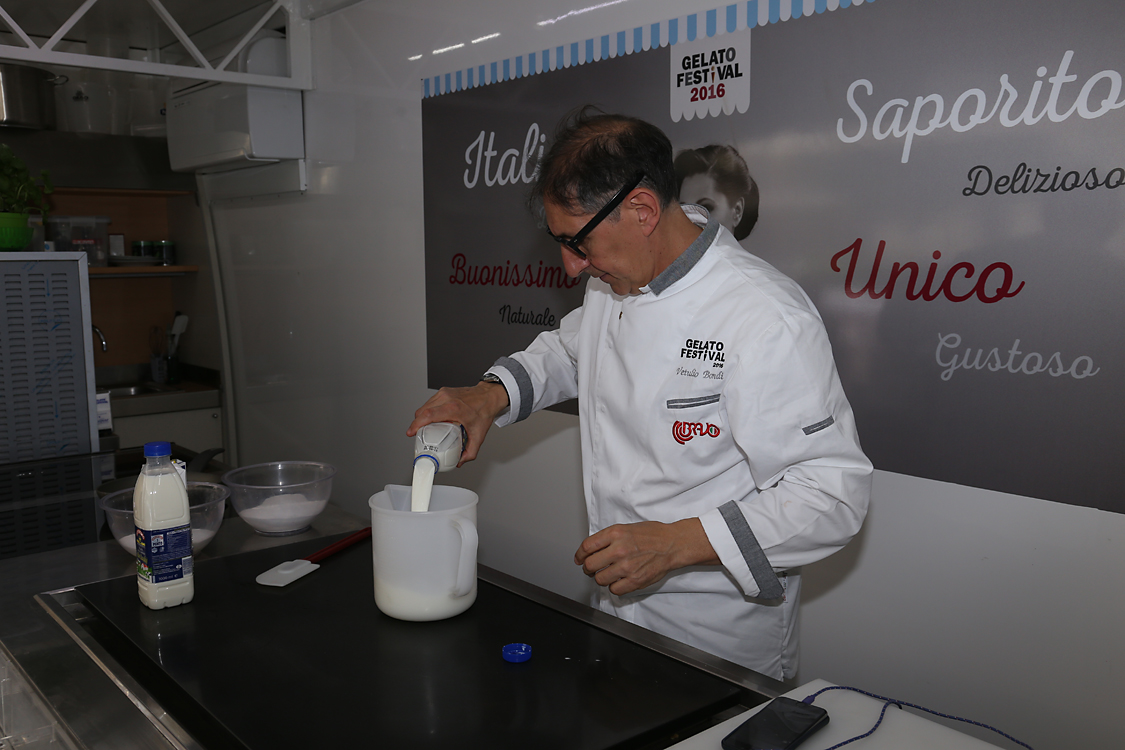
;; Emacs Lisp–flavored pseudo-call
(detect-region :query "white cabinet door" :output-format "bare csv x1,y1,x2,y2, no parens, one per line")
114,408,224,453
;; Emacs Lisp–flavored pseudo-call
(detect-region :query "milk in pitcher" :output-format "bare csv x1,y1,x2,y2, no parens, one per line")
370,485,478,621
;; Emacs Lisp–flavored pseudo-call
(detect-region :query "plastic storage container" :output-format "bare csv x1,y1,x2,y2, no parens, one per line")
45,215,110,266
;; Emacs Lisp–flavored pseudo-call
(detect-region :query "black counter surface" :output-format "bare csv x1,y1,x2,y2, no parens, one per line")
76,534,743,749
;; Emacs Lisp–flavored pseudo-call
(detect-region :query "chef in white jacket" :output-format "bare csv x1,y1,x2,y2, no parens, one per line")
409,111,872,680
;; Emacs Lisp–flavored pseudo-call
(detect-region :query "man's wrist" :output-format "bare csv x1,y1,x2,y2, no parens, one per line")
673,518,721,568
478,374,511,412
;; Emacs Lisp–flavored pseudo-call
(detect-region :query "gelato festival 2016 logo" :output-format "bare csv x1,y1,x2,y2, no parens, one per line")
670,31,751,122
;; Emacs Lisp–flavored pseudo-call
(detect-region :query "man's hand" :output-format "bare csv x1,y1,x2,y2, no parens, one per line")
407,382,509,466
574,518,720,596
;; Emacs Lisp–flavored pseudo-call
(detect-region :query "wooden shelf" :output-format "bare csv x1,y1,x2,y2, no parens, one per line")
90,265,199,276
49,188,196,250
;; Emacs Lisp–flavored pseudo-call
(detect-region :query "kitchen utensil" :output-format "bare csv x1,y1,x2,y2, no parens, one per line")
149,325,165,357
96,447,226,497
255,527,372,587
168,314,188,356
0,64,64,129
59,79,114,134
368,484,478,621
101,481,228,555
155,240,176,265
222,461,336,536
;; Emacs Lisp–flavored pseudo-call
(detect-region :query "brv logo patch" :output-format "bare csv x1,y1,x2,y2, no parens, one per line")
672,421,721,444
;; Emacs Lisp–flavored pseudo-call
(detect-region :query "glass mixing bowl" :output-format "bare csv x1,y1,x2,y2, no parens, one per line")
101,482,229,555
222,461,336,536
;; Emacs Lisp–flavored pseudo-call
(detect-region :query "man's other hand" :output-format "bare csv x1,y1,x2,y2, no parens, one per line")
574,518,720,595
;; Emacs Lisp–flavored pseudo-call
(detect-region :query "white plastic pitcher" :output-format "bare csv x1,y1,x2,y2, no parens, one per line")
369,484,478,621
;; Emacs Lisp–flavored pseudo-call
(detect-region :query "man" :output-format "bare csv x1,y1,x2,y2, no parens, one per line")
409,111,872,680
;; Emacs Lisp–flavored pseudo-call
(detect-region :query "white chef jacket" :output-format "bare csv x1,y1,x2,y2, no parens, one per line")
486,207,872,680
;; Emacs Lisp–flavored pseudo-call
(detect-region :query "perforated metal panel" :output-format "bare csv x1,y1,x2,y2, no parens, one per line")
0,254,98,464
0,455,102,560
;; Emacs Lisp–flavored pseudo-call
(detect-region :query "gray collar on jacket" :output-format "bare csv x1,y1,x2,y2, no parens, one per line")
646,205,719,296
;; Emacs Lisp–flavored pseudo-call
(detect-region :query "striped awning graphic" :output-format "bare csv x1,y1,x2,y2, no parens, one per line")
423,0,876,98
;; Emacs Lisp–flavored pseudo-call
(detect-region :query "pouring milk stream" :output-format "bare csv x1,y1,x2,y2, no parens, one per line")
411,422,466,511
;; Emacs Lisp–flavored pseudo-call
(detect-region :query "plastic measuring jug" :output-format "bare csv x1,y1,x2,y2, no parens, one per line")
368,484,478,621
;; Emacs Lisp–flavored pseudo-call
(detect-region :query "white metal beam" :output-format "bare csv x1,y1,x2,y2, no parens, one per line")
145,0,213,70
43,0,100,52
0,0,313,91
0,44,311,89
218,1,284,72
0,4,35,49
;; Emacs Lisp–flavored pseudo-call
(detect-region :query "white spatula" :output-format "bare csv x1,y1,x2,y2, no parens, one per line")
167,314,189,357
255,527,371,587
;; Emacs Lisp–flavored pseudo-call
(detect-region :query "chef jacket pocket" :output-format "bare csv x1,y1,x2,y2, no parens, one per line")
666,394,721,410
666,394,724,447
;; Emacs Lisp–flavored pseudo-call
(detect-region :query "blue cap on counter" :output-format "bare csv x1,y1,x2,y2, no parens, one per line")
502,643,532,663
143,441,172,457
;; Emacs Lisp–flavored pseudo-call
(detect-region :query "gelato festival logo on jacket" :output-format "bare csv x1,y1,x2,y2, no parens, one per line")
672,421,721,445
681,338,725,366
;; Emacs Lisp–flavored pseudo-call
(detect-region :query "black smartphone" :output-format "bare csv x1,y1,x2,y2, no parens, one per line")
721,696,830,750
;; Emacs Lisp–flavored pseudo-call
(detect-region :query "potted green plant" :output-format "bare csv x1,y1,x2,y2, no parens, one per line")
0,143,53,250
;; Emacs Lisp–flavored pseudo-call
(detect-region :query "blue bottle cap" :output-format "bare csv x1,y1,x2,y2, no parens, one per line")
502,643,532,663
143,441,172,457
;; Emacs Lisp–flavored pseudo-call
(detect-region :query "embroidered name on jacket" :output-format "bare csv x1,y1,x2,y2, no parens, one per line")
672,421,721,444
680,338,726,365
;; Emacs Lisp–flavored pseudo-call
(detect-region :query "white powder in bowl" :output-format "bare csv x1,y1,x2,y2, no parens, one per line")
116,526,218,554
238,493,328,533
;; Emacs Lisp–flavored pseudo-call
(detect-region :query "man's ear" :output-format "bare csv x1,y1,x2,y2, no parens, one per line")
627,188,662,237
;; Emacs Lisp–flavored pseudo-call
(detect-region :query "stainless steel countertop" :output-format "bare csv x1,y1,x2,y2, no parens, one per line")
108,385,222,419
1,505,783,749
0,504,369,749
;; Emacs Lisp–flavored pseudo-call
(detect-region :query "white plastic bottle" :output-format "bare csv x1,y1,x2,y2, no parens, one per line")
411,422,466,512
134,441,194,609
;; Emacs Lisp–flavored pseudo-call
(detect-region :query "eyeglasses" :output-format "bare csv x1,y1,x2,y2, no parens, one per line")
544,171,646,260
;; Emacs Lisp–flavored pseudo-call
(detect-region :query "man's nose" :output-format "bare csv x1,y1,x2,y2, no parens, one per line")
561,248,589,278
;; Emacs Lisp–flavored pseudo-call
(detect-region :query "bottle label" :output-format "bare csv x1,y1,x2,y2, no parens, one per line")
136,524,193,583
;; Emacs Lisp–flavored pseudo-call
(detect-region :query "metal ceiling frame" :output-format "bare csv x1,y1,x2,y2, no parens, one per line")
0,0,312,90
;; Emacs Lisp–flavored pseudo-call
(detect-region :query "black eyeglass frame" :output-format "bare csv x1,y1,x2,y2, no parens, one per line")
544,171,646,260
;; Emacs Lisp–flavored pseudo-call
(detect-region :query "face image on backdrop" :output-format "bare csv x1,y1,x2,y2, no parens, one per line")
674,145,759,241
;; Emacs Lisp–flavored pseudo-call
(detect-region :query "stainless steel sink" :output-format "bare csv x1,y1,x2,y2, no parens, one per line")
106,383,183,398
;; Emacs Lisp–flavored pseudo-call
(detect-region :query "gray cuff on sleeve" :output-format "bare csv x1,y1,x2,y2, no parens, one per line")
718,500,784,600
495,356,534,423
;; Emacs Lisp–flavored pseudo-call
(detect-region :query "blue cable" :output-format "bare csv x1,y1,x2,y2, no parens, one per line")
800,685,1035,750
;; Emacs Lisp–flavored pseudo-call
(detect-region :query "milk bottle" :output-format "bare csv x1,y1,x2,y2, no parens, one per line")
411,422,466,512
134,441,194,609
